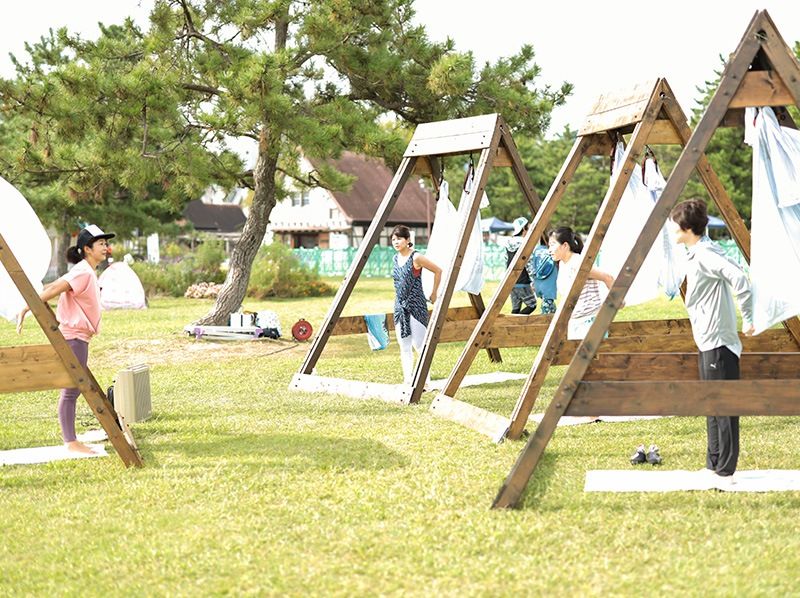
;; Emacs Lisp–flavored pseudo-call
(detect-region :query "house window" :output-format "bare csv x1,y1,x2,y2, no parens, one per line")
291,193,301,207
301,189,311,206
329,207,340,220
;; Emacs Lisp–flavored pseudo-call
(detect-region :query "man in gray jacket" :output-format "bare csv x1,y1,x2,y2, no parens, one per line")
669,199,754,481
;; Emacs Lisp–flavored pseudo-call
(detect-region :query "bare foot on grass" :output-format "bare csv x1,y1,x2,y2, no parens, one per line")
65,441,97,455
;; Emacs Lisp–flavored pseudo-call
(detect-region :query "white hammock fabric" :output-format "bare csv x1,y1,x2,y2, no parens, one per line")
99,261,147,310
0,176,52,322
421,179,484,298
598,143,684,305
744,107,800,334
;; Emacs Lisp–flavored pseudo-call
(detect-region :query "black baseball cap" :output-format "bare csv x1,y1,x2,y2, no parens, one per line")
77,224,115,250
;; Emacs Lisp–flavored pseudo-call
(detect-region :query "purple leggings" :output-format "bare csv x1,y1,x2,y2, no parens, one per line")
59,339,89,443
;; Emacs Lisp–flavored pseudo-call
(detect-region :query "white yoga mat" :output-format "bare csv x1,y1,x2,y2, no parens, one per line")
585,469,800,492
0,444,108,466
426,372,527,391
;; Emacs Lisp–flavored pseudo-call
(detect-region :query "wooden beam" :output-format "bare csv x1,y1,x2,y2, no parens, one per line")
729,70,794,107
583,133,615,156
579,80,660,135
405,114,499,157
468,292,503,363
554,330,797,363
440,314,546,345
409,141,500,404
759,11,800,106
568,379,800,416
493,146,513,167
644,119,683,145
498,118,543,214
583,352,800,381
429,394,510,442
505,88,665,442
331,306,480,336
491,22,775,507
493,85,669,508
436,136,591,400
0,344,73,392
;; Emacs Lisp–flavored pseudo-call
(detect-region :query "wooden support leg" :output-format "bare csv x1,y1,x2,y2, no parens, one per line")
468,292,502,363
408,143,499,404
436,136,591,400
502,89,665,446
297,157,418,376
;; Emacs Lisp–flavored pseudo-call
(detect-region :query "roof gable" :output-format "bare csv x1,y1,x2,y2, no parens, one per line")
183,200,247,233
310,151,435,225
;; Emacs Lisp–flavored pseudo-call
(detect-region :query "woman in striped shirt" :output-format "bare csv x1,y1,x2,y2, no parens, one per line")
548,227,615,340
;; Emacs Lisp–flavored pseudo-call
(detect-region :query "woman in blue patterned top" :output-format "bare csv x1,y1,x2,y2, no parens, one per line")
391,225,442,385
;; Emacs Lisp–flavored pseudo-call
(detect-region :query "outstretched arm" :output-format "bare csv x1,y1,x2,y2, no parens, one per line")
16,278,71,334
414,253,443,303
589,267,614,291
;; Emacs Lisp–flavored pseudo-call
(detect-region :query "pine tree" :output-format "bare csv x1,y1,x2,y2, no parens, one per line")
1,1,571,319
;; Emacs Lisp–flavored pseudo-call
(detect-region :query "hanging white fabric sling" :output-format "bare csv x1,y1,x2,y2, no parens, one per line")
422,178,485,298
744,107,800,334
599,142,684,305
0,176,52,322
643,157,685,299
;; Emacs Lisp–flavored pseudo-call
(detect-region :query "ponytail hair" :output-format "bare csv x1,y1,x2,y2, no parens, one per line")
66,245,83,264
550,226,584,254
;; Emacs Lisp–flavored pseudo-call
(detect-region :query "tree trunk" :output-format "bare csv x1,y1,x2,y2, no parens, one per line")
196,15,288,326
196,128,278,325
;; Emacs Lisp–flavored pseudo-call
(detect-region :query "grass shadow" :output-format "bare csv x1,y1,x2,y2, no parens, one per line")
154,431,408,471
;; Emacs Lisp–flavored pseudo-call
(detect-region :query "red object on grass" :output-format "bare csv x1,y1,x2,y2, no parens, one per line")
291,319,313,341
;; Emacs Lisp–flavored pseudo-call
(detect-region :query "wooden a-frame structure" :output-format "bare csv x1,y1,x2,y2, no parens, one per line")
290,114,547,405
0,233,142,467
430,78,756,442
492,9,800,509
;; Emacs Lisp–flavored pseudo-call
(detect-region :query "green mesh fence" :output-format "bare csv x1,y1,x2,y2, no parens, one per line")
294,244,511,280
716,239,748,272
295,239,748,280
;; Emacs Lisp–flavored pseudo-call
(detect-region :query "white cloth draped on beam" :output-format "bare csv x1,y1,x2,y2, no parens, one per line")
597,142,685,305
0,176,52,322
744,106,800,334
422,178,485,298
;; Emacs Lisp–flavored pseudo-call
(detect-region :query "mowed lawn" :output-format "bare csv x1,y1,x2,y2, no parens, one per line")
1,277,799,596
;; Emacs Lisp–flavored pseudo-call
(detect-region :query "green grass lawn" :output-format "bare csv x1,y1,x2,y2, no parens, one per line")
1,278,799,596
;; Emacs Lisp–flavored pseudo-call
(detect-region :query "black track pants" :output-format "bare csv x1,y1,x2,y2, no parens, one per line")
698,345,740,476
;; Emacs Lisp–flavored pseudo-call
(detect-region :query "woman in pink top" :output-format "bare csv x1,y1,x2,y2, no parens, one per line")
17,225,114,454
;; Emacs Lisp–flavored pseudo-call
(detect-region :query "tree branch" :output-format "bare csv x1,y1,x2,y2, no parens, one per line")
182,82,223,96
276,166,322,188
176,0,230,60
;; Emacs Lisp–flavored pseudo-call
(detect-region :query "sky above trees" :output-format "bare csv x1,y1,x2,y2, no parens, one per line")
2,1,800,136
